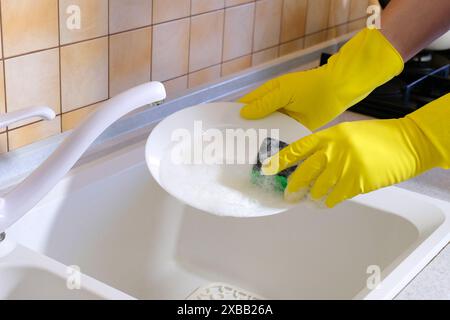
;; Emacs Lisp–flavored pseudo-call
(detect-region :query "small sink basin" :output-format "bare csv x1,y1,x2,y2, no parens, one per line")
0,242,133,300
1,266,102,300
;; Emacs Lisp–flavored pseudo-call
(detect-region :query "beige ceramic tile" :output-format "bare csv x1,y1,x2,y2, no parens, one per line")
8,115,61,150
329,0,351,27
188,64,221,88
281,0,307,43
61,37,109,112
279,38,304,56
349,0,369,20
192,0,224,15
153,0,190,24
2,0,59,57
305,0,330,35
225,0,253,7
152,18,190,81
347,18,366,32
304,30,328,48
109,0,152,34
189,11,224,72
253,0,283,51
62,103,99,131
163,76,188,99
223,3,255,61
5,49,60,129
59,0,108,45
0,133,6,153
221,55,251,77
0,61,5,132
0,20,2,59
252,46,278,66
327,24,349,39
110,27,152,96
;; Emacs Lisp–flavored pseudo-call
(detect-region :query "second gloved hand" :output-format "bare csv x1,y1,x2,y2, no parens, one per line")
261,94,450,208
239,28,404,131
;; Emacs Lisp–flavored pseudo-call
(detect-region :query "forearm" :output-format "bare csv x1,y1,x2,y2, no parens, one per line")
380,0,450,61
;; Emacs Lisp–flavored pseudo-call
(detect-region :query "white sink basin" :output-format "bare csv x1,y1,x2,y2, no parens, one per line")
0,241,133,300
4,142,450,299
1,266,101,300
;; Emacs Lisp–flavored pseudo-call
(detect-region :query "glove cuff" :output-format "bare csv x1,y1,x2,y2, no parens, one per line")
328,28,404,110
370,28,405,75
406,94,450,169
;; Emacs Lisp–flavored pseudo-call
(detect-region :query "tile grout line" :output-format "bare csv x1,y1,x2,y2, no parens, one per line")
219,3,227,82
0,0,10,151
303,0,312,46
345,0,353,33
301,0,310,50
2,33,106,61
149,0,153,82
326,0,332,29
278,0,285,55
152,1,257,28
247,0,258,73
186,0,193,88
109,23,152,37
107,0,111,99
57,0,63,134
63,99,108,117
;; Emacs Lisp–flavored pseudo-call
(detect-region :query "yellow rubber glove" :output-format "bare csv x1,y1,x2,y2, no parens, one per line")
239,28,404,131
261,94,450,208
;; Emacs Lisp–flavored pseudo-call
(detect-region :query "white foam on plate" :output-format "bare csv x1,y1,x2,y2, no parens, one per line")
159,144,294,218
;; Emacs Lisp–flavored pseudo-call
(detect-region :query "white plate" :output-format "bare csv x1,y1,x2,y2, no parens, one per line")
145,102,311,217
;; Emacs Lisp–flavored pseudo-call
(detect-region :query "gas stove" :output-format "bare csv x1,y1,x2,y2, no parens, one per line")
320,50,450,118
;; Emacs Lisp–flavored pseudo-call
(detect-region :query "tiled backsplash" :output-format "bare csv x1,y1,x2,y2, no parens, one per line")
0,0,372,152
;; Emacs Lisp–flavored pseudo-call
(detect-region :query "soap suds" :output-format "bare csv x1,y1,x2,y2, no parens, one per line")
159,146,294,217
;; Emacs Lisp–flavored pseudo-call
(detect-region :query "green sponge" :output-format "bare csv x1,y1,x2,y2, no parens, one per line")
251,169,288,193
251,138,297,193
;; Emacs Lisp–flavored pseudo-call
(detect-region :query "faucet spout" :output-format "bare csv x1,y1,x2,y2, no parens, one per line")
0,82,166,232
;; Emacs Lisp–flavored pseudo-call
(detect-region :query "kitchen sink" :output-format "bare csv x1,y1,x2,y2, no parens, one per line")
3,140,450,300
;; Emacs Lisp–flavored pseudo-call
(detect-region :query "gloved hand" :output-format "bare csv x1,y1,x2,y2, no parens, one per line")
261,94,450,208
239,28,404,131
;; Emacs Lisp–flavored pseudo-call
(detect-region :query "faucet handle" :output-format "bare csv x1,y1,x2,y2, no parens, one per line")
0,106,56,130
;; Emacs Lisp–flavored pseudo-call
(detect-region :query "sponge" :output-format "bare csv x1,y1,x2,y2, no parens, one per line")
251,138,297,193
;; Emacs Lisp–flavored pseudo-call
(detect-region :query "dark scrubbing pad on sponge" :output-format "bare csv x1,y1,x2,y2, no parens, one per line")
251,138,298,193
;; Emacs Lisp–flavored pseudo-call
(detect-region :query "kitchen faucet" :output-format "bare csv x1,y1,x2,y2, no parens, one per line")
0,82,166,233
